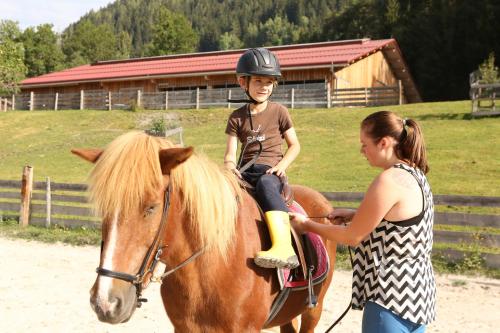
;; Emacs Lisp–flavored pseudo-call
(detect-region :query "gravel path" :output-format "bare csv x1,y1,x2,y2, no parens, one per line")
1,237,498,332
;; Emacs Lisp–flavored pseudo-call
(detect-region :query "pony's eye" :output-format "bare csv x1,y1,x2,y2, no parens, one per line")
144,206,156,217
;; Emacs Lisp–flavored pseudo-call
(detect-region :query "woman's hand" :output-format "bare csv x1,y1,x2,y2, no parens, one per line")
289,212,309,234
327,208,356,225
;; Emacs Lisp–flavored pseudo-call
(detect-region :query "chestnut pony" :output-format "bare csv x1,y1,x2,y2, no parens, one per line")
72,131,337,332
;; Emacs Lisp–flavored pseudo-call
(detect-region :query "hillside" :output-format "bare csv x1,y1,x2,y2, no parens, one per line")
0,101,499,196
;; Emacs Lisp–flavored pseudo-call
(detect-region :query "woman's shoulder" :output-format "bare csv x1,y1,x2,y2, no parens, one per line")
378,165,420,191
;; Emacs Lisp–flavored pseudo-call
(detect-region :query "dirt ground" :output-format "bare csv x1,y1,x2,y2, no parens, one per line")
1,237,498,333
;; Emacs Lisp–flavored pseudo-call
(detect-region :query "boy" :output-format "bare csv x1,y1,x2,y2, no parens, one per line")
224,48,300,269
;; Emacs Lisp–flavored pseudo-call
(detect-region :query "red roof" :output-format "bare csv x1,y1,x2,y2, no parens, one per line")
22,39,395,87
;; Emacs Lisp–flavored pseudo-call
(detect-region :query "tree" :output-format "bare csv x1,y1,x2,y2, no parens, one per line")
478,52,499,84
21,24,65,77
145,8,198,56
218,32,243,50
0,20,26,95
258,16,299,46
62,20,120,66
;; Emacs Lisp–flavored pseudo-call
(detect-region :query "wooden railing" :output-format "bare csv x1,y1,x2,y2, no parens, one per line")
2,171,498,268
321,191,500,268
2,83,403,111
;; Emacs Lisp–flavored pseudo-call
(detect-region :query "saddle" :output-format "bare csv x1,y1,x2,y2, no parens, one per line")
262,201,330,326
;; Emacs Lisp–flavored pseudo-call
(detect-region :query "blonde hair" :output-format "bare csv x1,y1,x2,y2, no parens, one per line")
87,131,242,259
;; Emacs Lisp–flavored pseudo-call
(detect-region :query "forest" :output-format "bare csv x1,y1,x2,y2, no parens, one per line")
1,0,499,101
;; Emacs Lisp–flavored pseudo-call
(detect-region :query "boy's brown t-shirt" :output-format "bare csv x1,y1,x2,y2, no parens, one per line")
225,102,293,167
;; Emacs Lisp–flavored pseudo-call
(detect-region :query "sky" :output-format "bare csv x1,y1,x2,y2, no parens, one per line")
1,0,115,32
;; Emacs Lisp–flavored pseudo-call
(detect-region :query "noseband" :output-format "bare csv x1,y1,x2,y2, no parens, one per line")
95,185,203,307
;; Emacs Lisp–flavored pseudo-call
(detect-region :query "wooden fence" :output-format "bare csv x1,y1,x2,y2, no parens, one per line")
3,83,402,111
470,82,500,116
322,192,500,269
2,170,498,268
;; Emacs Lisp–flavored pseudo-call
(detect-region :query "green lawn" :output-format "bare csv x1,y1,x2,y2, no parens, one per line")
0,101,499,196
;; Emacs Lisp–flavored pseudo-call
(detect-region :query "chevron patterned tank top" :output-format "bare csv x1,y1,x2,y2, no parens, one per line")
351,163,436,324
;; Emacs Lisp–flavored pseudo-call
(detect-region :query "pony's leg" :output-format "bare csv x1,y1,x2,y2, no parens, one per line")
280,318,299,333
298,304,324,333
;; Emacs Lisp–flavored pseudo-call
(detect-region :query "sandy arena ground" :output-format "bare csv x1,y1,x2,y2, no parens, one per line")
0,237,498,332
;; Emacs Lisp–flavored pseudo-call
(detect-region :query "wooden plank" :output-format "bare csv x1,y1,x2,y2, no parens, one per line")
435,212,500,228
30,216,101,229
0,191,19,200
0,180,22,188
433,248,500,269
50,182,87,191
31,203,93,217
434,230,500,247
321,191,364,202
434,194,500,207
31,192,88,203
0,201,20,211
320,191,500,207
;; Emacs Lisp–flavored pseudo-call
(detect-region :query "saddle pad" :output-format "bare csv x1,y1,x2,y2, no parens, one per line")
277,201,329,290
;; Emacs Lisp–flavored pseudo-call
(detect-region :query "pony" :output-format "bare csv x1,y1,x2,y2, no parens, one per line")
72,131,337,332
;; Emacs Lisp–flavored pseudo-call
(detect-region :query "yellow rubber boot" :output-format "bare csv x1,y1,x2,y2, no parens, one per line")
254,211,299,269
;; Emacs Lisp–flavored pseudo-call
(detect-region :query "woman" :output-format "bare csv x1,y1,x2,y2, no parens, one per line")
290,111,436,333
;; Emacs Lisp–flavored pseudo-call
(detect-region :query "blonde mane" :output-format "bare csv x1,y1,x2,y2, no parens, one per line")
87,131,241,259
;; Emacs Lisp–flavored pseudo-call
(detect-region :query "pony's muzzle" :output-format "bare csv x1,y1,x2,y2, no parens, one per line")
90,281,137,324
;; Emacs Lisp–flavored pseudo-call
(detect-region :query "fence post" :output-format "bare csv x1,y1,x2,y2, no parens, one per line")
80,90,84,110
137,90,142,108
326,81,331,108
365,88,368,106
398,80,403,105
12,94,15,110
0,98,3,112
19,165,34,227
196,87,200,110
108,91,112,111
45,177,51,227
29,91,34,111
54,93,59,111
228,89,231,109
291,88,295,109
165,91,169,110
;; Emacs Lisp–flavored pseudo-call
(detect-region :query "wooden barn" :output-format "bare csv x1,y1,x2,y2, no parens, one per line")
11,38,421,110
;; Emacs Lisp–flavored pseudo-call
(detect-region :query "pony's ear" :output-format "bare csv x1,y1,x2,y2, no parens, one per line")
159,147,194,174
71,148,103,164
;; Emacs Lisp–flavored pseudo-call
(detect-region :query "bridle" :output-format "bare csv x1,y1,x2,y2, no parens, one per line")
95,185,205,307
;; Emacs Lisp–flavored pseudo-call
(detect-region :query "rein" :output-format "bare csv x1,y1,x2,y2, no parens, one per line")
293,214,355,332
95,185,205,307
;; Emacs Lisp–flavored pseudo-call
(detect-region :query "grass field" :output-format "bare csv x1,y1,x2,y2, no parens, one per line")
0,100,499,196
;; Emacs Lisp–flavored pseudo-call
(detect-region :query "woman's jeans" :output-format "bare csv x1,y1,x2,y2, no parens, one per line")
362,301,426,333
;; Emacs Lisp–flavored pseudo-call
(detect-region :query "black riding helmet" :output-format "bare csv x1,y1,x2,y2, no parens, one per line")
231,48,281,104
236,48,281,78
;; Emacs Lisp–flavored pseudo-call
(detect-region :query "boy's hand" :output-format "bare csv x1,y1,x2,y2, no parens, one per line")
232,168,242,178
266,164,286,177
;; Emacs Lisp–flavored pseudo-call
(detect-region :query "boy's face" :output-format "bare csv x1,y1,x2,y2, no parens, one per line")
238,76,276,103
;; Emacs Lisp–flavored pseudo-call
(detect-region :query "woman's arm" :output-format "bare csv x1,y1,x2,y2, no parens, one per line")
291,171,401,246
223,134,241,178
267,127,300,176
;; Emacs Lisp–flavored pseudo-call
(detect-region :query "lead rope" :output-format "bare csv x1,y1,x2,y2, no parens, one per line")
302,215,355,332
